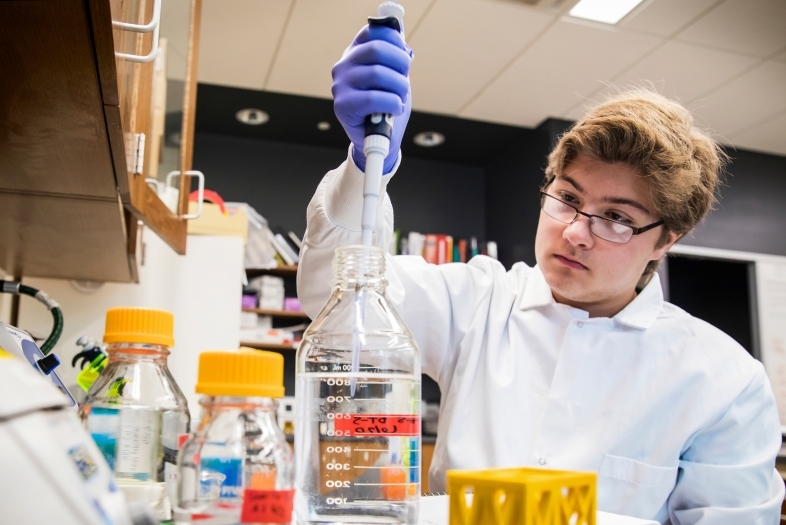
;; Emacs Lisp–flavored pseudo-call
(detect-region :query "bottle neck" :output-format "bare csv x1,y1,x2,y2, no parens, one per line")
106,342,170,365
331,245,387,292
200,396,276,409
199,396,278,419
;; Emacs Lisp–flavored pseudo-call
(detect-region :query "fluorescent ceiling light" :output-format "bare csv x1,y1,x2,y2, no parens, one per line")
568,0,645,24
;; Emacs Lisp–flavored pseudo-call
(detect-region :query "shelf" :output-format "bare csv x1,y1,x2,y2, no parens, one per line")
246,265,298,279
241,341,298,351
243,308,310,319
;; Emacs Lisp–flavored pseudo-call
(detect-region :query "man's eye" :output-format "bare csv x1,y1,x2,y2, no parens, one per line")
559,193,578,204
608,212,633,225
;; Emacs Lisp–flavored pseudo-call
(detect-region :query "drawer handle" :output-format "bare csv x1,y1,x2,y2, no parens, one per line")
113,0,162,63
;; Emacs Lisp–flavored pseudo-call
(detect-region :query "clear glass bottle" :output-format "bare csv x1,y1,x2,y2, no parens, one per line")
175,349,294,525
295,245,421,524
80,307,190,521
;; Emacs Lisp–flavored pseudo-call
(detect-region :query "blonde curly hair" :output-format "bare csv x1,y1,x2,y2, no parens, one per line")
545,89,727,276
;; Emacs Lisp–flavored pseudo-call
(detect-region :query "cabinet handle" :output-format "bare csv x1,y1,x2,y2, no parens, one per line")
166,170,205,220
114,0,162,63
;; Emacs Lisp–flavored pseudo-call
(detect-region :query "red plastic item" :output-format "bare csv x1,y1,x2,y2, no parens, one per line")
240,489,295,524
190,189,227,215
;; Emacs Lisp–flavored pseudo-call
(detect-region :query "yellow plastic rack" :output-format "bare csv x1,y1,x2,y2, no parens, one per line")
447,467,597,525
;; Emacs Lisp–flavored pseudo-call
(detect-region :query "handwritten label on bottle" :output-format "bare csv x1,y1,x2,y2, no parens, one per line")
240,489,295,524
334,414,420,436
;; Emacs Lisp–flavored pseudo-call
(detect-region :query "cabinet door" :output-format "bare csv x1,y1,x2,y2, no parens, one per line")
90,0,202,255
0,0,136,282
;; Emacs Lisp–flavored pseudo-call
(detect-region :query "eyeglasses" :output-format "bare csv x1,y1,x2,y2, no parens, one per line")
539,192,664,244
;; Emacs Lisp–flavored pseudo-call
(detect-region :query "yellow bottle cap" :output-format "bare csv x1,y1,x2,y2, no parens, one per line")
196,348,285,398
103,307,175,347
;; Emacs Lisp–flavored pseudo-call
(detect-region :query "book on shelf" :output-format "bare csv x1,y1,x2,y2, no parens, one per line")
389,231,496,264
388,229,401,256
272,233,298,265
287,231,303,249
274,227,301,256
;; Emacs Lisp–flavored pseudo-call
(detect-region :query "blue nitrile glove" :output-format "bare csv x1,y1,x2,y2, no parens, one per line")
332,24,412,174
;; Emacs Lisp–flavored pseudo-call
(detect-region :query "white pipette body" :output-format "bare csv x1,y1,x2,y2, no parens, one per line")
351,3,405,396
360,127,392,245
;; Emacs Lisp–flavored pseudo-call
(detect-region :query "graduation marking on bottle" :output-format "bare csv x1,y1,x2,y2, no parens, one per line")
353,465,420,469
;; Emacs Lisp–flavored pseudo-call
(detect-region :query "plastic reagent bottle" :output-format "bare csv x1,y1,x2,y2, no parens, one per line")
296,245,421,524
81,307,190,521
175,349,294,525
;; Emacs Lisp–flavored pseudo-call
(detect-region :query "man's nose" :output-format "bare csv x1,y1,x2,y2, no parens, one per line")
563,214,594,248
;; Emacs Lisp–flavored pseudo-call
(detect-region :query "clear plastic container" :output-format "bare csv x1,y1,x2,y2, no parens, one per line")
175,349,294,525
295,245,421,524
80,307,190,521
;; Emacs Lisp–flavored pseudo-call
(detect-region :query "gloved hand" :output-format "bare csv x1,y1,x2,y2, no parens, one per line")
332,24,412,174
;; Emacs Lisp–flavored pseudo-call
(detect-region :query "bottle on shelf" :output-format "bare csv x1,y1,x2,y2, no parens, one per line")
81,307,190,521
175,349,294,525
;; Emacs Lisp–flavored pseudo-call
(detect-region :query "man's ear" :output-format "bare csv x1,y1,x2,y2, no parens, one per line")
651,231,682,261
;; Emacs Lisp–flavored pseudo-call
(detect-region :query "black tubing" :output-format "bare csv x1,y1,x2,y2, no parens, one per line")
40,306,64,356
1,281,64,355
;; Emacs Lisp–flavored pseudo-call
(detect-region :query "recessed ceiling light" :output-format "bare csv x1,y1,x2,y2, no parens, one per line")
413,131,445,147
568,0,645,24
236,108,269,125
317,121,331,131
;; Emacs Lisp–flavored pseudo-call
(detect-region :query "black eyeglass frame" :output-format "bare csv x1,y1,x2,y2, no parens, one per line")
539,191,665,243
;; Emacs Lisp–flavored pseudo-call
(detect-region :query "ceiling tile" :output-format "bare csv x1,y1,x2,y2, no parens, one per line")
562,103,591,122
266,0,433,98
726,110,786,156
461,19,661,127
676,0,786,58
691,60,786,136
407,0,554,114
612,41,757,102
198,0,293,90
621,0,718,37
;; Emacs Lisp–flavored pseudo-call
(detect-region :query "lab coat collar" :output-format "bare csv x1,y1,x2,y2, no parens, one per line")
519,266,663,330
613,273,663,330
518,266,555,310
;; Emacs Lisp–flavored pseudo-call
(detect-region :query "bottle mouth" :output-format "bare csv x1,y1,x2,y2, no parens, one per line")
331,245,387,289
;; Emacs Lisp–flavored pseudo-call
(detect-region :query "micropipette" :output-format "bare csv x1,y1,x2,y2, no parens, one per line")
352,2,406,397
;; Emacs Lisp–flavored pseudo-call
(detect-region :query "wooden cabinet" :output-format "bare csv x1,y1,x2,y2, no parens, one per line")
0,0,202,282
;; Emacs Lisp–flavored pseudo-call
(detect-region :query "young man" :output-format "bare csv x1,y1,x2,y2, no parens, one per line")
297,24,784,523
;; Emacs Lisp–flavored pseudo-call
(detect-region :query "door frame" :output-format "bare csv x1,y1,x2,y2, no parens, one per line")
669,244,786,431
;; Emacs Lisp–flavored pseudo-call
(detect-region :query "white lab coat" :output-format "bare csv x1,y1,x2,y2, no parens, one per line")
297,151,785,524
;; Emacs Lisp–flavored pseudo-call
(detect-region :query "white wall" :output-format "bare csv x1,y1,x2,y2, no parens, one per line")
17,229,243,417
